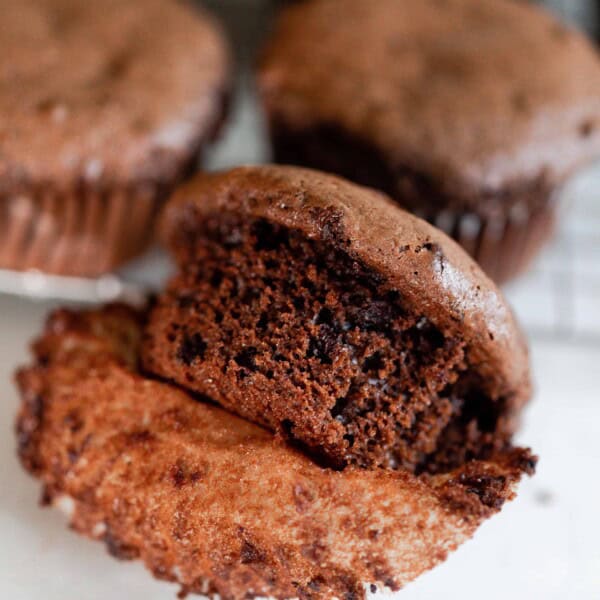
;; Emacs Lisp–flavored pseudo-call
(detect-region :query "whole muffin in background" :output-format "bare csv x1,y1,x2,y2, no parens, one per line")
258,0,600,282
0,0,230,276
143,165,531,472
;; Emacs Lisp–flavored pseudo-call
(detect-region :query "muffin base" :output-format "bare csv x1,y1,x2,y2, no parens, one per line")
0,183,164,277
426,200,559,284
270,123,559,283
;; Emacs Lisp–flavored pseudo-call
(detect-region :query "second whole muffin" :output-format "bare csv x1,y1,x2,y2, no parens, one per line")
0,0,230,276
258,0,600,282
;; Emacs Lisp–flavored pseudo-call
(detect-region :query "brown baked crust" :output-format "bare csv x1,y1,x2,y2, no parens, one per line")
161,166,529,396
145,166,530,469
0,0,230,189
259,0,600,210
16,305,535,599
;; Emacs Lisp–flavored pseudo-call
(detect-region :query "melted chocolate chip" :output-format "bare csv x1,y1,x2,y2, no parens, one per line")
177,332,207,365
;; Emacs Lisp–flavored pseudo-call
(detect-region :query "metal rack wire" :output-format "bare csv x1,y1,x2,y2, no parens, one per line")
536,0,599,38
505,166,600,344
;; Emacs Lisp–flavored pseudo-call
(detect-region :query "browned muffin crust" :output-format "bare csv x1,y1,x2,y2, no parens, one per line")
0,0,230,187
16,305,535,600
0,0,231,274
143,166,530,471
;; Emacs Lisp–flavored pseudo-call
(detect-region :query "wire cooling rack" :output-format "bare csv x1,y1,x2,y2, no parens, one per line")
504,166,600,344
535,0,599,38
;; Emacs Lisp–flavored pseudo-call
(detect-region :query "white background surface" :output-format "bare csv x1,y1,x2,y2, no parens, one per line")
1,1,600,598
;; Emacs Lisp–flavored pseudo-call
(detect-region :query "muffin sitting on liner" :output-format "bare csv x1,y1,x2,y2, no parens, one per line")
16,166,536,599
259,0,600,282
0,0,230,276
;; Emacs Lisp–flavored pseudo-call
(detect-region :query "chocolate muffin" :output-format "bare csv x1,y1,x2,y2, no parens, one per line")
142,166,531,472
16,304,535,599
0,0,230,276
258,0,600,282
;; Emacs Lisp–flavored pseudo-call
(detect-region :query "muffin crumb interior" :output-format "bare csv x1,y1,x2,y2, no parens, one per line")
143,214,512,473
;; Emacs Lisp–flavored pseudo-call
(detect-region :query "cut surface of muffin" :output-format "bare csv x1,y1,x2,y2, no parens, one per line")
143,166,531,471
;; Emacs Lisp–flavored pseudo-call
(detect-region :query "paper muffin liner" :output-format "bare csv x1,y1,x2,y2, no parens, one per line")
424,193,560,284
0,182,166,277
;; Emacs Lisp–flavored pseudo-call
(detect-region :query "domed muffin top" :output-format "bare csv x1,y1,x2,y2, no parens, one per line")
0,0,230,189
162,165,530,403
259,0,600,203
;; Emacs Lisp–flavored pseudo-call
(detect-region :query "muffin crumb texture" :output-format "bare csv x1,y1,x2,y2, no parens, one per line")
145,215,519,473
143,166,530,475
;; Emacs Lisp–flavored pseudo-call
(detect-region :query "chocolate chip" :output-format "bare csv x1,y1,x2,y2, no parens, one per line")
293,296,306,310
210,269,223,288
306,325,337,364
314,306,334,325
171,464,186,488
256,312,269,330
355,301,395,332
234,347,258,371
331,396,348,419
177,332,207,365
253,219,289,250
240,539,265,564
458,473,507,509
362,352,385,373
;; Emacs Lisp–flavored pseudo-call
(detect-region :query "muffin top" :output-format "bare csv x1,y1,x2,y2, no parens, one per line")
0,0,230,190
162,165,530,399
259,0,600,203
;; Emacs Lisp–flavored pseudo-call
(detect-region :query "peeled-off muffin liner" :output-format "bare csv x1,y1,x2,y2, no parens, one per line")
425,193,561,284
0,182,166,277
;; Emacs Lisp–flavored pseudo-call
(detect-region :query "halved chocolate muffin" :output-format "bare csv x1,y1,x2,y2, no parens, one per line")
0,0,230,276
142,166,531,472
258,0,600,282
16,304,535,599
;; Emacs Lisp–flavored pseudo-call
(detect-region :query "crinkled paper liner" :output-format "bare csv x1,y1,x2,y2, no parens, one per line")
0,183,164,277
425,195,560,284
